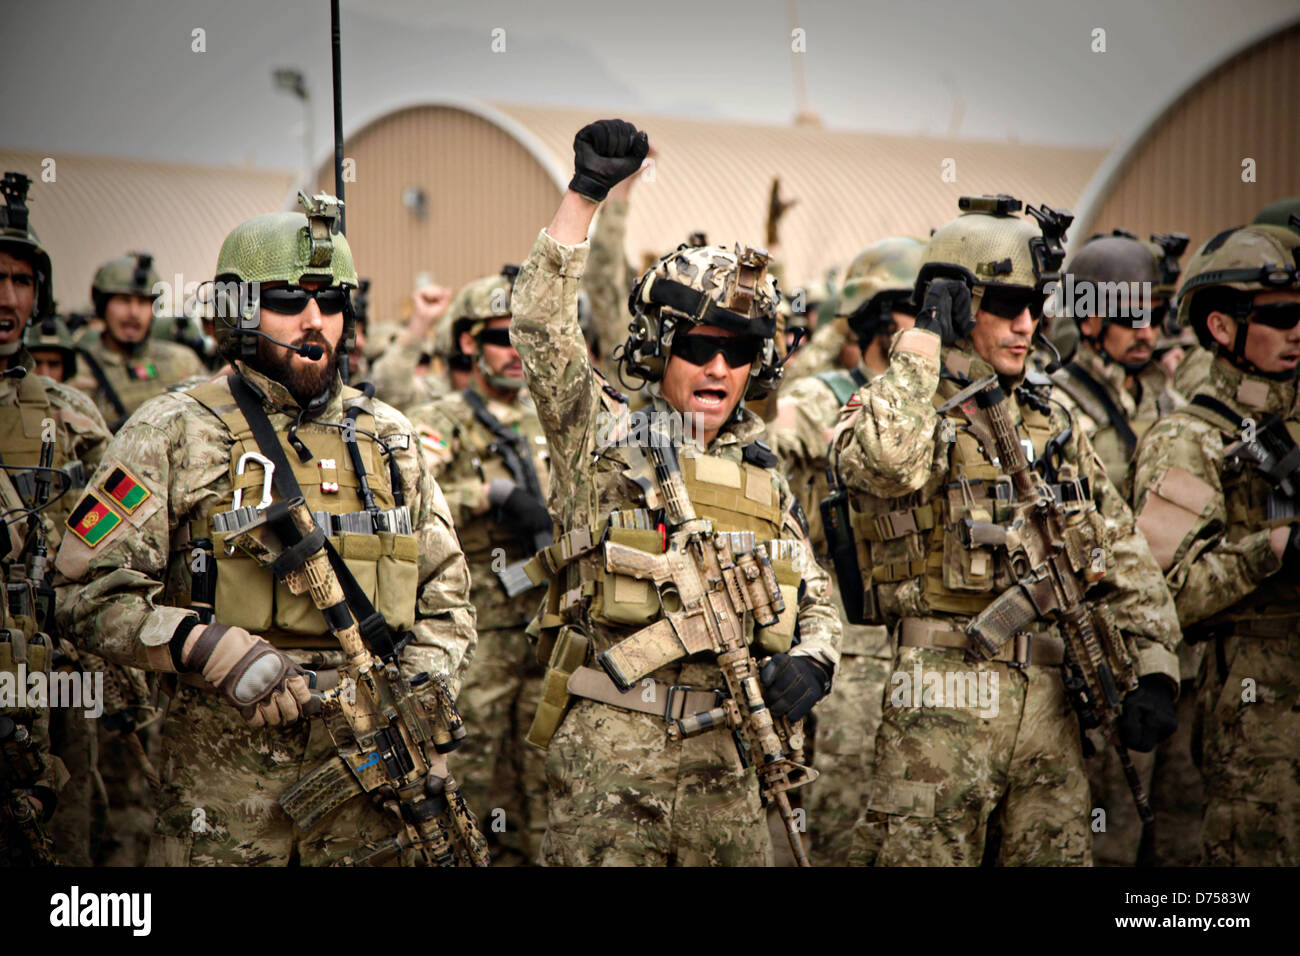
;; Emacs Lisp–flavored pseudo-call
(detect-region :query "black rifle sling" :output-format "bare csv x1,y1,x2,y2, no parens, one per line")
227,374,401,660
1064,361,1138,455
77,349,128,424
461,387,544,501
1189,393,1248,433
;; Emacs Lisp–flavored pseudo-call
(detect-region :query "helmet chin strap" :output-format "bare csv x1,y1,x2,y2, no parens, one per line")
476,353,524,392
1219,300,1297,382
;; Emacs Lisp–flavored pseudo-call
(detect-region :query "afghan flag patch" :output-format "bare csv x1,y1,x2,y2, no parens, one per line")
67,492,121,547
102,465,151,514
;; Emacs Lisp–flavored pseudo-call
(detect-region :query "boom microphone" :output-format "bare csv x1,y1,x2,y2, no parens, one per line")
240,328,324,360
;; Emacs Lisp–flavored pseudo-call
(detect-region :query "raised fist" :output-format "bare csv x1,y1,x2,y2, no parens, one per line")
569,119,650,203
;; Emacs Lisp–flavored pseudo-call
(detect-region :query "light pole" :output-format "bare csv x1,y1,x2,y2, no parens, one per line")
273,68,314,188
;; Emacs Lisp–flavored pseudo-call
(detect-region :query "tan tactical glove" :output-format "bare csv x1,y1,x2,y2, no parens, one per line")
181,623,311,728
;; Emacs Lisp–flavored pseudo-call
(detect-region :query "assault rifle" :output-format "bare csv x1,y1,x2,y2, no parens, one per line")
223,497,490,866
954,376,1153,823
1223,412,1300,522
0,715,56,866
595,431,818,866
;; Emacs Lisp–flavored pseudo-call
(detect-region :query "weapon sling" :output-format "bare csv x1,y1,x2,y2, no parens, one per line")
1063,361,1138,455
76,349,129,429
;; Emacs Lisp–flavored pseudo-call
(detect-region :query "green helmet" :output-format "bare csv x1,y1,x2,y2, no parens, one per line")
0,172,54,321
622,242,782,400
22,314,78,377
91,252,162,318
447,266,519,390
839,236,924,344
915,194,1072,305
1177,224,1300,366
211,192,357,361
1253,197,1300,236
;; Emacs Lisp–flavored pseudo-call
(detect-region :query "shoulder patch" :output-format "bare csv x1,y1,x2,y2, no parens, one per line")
100,464,151,514
66,491,123,547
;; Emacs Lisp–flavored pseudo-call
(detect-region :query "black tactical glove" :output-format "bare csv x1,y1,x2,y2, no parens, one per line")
489,478,552,537
1118,676,1178,753
760,653,832,722
569,119,650,203
914,278,975,346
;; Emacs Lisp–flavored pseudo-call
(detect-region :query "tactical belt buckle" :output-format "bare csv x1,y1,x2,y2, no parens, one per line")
664,683,725,722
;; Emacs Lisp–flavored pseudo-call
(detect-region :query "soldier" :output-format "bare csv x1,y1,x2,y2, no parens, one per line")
1131,224,1300,866
512,119,840,867
75,253,204,430
54,194,478,866
1043,232,1202,866
407,268,551,866
23,315,79,384
836,194,1181,866
0,171,114,867
368,283,455,414
768,236,922,864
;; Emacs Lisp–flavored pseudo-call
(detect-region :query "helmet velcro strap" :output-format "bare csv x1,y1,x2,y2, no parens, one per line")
644,276,773,337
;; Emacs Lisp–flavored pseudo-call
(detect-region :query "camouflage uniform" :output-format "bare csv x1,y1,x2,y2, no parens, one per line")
1173,345,1214,398
367,331,447,414
1131,225,1300,865
511,229,841,866
75,333,205,430
836,200,1182,867
54,203,477,867
408,348,551,865
585,197,632,380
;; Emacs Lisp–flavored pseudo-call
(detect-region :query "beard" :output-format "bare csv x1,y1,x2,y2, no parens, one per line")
252,330,337,406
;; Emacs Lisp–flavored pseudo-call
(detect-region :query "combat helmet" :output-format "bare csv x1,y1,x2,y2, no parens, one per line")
915,194,1072,315
91,252,162,319
22,313,78,378
210,191,357,362
1061,233,1163,372
0,172,54,323
447,265,520,390
839,236,924,345
621,242,782,400
1253,197,1300,237
1177,224,1300,376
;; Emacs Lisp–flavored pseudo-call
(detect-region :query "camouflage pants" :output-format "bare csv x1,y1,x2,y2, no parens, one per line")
95,719,160,867
453,625,547,866
541,660,772,866
849,645,1091,867
1198,632,1300,866
147,681,414,867
1087,681,1204,866
46,706,97,866
805,651,892,866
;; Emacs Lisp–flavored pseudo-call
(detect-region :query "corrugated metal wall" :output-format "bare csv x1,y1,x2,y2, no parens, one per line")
313,105,562,325
0,151,295,314
1080,22,1299,256
317,102,1107,324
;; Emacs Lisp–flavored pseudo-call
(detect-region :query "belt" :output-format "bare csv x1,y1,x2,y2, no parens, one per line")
899,618,1064,667
566,666,724,722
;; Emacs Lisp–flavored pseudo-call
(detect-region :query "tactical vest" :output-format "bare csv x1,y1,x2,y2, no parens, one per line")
0,467,48,724
178,378,421,649
0,374,84,507
536,443,802,658
1182,396,1300,628
450,395,550,561
846,377,1073,623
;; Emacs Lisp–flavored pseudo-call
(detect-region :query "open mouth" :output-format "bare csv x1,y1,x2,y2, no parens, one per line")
0,318,16,334
692,386,728,408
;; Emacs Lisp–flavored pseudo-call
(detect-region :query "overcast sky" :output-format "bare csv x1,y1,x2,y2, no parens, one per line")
3,0,1296,170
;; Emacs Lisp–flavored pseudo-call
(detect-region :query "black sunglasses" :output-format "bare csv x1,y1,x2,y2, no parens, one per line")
981,288,1043,320
259,285,349,315
672,334,761,368
476,327,515,347
1251,302,1300,331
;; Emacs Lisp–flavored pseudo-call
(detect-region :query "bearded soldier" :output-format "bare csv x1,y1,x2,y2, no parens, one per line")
74,253,204,430
54,194,478,866
407,267,551,865
0,172,113,866
769,236,921,865
1131,224,1300,866
836,194,1182,866
512,119,840,867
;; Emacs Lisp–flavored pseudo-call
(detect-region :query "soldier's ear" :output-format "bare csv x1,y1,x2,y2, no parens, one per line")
1205,310,1235,350
458,330,478,356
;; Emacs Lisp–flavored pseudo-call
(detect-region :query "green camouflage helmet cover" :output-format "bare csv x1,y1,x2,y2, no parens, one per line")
839,236,924,342
91,252,162,317
448,266,519,390
623,242,782,399
914,195,1072,304
0,172,54,320
1177,224,1300,351
211,192,357,359
22,313,78,377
